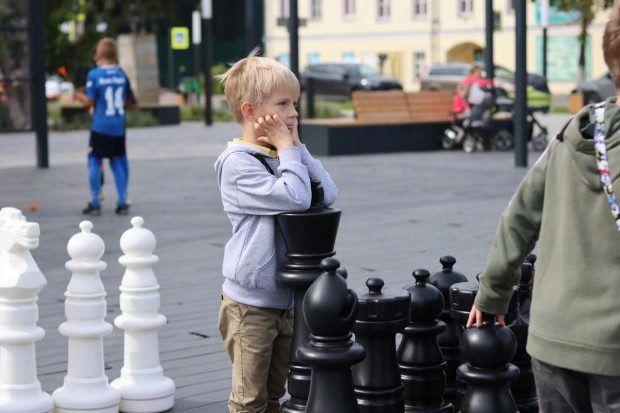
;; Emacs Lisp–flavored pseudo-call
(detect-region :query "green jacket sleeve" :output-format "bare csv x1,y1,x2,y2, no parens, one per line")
474,144,551,315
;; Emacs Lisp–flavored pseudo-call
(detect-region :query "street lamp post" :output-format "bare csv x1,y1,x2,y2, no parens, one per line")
515,0,528,168
29,0,48,168
202,0,213,126
541,0,549,79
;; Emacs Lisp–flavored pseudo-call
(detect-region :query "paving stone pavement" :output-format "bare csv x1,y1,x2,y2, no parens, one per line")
0,114,570,412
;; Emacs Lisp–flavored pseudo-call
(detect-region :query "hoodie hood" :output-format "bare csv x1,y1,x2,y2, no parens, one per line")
214,141,274,187
563,97,620,190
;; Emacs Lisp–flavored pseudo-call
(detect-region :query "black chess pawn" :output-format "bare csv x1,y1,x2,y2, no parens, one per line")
298,258,365,413
450,282,519,413
428,256,468,404
398,269,453,412
353,278,410,413
276,203,341,413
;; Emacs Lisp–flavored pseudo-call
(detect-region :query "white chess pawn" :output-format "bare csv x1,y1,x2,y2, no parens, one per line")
52,221,120,413
0,207,53,412
111,217,175,412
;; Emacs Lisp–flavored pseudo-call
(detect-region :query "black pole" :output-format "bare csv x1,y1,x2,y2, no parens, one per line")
245,0,264,54
29,0,48,168
514,0,528,167
168,28,174,89
289,0,299,80
485,0,494,80
202,16,213,126
542,27,547,79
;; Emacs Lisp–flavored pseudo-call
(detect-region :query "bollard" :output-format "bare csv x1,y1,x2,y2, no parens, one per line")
428,255,468,404
297,258,365,413
52,221,120,413
0,207,53,412
276,182,341,413
398,269,453,412
450,281,519,413
110,217,175,412
353,278,409,413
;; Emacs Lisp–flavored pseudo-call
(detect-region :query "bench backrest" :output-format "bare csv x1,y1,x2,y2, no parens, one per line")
405,90,454,122
352,91,410,122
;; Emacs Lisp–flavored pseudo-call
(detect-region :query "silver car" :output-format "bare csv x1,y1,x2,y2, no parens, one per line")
572,72,616,104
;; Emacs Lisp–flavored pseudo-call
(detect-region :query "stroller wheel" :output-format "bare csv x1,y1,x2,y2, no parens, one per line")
442,135,456,150
463,134,477,153
492,129,514,151
532,130,548,151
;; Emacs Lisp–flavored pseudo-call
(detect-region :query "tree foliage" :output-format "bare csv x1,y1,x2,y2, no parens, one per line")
544,0,615,82
44,0,198,85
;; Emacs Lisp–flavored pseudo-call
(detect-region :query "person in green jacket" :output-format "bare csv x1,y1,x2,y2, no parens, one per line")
467,5,620,412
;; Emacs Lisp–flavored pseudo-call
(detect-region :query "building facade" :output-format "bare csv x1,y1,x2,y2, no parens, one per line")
263,0,611,95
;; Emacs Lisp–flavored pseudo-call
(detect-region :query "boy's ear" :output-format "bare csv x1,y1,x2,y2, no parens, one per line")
240,101,256,122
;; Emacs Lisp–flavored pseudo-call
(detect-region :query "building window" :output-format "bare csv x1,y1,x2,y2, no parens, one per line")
343,52,356,62
343,0,356,19
279,0,289,18
412,0,427,18
458,0,473,16
308,53,321,65
310,0,322,20
414,51,425,81
377,0,391,19
278,54,290,68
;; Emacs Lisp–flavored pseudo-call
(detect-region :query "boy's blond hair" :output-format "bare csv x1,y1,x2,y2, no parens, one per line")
96,37,117,62
603,4,620,90
216,49,300,124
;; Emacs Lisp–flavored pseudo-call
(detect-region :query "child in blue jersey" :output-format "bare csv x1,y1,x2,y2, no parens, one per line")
75,37,131,216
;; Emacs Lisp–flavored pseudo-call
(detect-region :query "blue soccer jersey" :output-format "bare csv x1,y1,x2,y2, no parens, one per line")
86,66,129,137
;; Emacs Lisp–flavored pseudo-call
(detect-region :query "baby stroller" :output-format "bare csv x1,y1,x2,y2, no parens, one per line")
442,85,503,153
443,84,549,153
493,84,549,152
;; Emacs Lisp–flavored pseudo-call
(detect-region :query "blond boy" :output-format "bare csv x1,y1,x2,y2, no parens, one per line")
213,51,338,413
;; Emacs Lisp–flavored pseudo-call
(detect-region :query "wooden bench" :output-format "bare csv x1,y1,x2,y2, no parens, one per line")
300,90,455,155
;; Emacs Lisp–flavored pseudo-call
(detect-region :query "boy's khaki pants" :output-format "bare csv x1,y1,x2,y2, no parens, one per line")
219,293,294,413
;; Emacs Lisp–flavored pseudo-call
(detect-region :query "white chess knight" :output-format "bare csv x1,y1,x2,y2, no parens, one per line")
0,207,54,412
52,220,120,413
111,217,175,413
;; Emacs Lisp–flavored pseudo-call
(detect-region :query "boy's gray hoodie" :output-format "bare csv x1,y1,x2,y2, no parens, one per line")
214,141,337,309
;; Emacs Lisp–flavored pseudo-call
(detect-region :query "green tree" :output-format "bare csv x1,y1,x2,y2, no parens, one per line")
546,0,614,83
45,0,198,85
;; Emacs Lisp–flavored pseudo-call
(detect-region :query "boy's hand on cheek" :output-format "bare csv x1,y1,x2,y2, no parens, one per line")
255,115,294,150
291,119,301,146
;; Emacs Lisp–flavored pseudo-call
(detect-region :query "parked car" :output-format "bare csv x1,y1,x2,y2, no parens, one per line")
420,62,551,112
571,72,616,104
300,63,402,99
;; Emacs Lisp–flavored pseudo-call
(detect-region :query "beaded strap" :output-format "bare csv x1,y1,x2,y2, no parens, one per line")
593,102,620,232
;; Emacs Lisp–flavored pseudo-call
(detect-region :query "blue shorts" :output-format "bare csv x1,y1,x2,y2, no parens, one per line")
89,130,126,159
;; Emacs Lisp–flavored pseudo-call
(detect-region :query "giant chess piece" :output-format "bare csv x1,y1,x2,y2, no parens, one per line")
298,258,365,413
111,217,175,412
508,261,538,413
450,281,519,413
353,278,410,413
0,207,53,412
428,256,468,404
277,181,341,413
398,269,453,412
52,221,121,413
